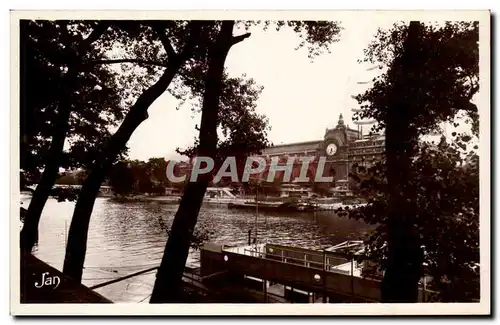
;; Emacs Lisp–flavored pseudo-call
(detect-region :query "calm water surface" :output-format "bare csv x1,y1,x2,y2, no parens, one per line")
21,195,373,302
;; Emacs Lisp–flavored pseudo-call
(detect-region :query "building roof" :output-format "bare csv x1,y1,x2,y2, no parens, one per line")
261,140,322,156
353,134,385,142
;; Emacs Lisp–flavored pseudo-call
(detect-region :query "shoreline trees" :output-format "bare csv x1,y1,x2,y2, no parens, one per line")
339,20,479,302
62,21,204,283
20,20,127,252
150,20,343,302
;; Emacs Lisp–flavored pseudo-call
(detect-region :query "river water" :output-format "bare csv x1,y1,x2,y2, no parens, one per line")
20,194,373,302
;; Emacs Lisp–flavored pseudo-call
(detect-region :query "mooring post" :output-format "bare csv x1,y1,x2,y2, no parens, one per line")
263,279,267,302
350,257,354,302
323,249,327,303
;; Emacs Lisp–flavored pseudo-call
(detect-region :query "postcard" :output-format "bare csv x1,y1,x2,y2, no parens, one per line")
10,9,490,316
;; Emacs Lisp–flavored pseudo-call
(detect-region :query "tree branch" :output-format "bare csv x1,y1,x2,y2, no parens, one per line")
82,21,110,46
59,21,110,67
231,32,251,45
90,59,168,68
151,24,177,58
177,21,203,59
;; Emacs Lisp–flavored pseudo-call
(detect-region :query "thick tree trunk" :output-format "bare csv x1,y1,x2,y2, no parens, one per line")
63,57,183,283
19,22,109,253
150,21,246,303
20,104,71,252
381,21,424,302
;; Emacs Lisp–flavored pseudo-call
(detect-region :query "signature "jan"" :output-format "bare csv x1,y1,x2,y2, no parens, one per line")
34,272,60,289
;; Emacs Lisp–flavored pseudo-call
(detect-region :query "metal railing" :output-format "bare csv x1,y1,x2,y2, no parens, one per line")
242,248,353,274
234,243,442,302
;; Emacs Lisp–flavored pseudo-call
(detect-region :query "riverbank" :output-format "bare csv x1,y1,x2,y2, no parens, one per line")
21,253,111,303
20,253,266,304
20,196,373,303
107,195,364,211
108,195,249,205
22,190,361,211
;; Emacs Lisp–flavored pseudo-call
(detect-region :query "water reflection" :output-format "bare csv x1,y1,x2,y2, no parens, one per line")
20,195,373,302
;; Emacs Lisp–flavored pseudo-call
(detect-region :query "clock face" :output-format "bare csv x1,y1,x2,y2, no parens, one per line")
326,143,337,156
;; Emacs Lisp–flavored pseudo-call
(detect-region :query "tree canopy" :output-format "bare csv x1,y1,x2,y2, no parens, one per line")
20,20,130,185
172,21,344,185
150,20,344,302
108,158,183,197
354,21,479,137
339,21,480,302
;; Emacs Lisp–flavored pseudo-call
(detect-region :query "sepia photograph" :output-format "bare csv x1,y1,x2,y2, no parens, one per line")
10,10,490,316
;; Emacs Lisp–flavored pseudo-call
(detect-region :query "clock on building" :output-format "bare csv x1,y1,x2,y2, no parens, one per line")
326,143,337,156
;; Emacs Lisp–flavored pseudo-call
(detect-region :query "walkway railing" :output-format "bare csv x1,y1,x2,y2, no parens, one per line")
214,243,442,302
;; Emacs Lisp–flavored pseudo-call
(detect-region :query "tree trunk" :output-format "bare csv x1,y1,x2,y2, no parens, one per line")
20,104,71,252
381,21,424,302
63,56,183,283
150,21,246,303
19,22,109,253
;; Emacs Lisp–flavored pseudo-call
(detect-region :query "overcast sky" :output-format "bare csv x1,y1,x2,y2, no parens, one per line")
125,17,475,161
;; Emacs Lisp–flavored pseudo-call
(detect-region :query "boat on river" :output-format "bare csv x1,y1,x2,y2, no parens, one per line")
227,200,320,213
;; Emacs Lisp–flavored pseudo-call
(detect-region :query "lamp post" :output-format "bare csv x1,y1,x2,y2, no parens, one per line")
253,179,262,250
347,249,355,302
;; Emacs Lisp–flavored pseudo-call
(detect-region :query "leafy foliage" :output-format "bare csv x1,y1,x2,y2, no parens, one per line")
62,20,209,283
340,138,479,300
151,20,343,302
175,74,270,153
354,21,479,137
174,20,343,184
339,21,480,301
108,159,174,196
108,161,135,197
243,20,343,59
21,20,204,187
55,170,88,185
20,20,128,186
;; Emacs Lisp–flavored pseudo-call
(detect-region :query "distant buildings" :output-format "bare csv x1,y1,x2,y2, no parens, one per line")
171,114,386,198
254,114,385,190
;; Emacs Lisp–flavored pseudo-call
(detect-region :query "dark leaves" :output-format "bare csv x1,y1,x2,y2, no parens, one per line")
354,21,479,138
21,19,128,184
342,21,480,301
